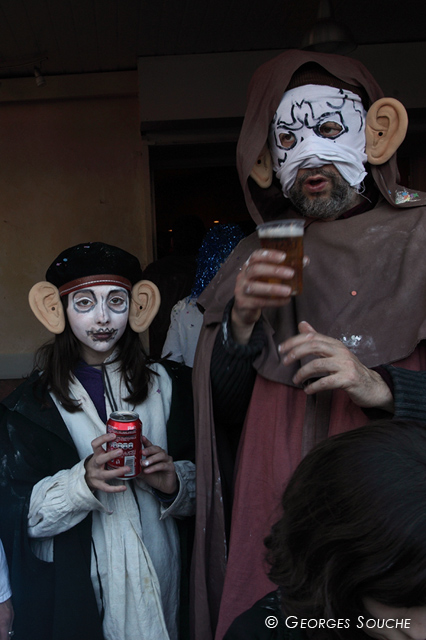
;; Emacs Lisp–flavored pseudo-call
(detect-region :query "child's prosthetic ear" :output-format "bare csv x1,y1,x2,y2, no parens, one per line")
365,98,408,165
129,280,161,333
28,282,66,334
250,144,273,189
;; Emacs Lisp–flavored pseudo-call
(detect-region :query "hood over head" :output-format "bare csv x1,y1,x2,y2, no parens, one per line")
237,49,425,224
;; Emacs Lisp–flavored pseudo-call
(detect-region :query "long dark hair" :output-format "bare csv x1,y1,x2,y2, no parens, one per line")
265,420,426,639
34,300,156,412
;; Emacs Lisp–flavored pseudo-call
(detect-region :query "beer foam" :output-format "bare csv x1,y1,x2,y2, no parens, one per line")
257,224,303,238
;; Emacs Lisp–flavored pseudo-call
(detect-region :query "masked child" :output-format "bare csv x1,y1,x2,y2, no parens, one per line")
0,242,195,640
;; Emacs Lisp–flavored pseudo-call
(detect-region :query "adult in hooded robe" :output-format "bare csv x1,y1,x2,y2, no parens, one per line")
190,49,426,640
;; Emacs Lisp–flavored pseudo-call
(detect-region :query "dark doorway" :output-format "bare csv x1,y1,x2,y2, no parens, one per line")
149,141,255,259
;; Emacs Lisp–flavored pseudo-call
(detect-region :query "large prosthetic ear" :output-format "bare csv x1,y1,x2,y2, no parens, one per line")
129,280,161,333
365,98,408,165
28,282,65,334
250,144,273,189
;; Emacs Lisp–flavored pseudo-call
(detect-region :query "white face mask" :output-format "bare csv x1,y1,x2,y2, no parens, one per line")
66,285,129,364
268,84,368,198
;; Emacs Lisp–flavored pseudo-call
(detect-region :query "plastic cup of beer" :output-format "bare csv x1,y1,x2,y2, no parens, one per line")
256,219,304,296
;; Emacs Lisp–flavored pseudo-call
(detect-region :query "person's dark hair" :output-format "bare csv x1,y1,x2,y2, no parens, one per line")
34,296,155,412
265,420,426,639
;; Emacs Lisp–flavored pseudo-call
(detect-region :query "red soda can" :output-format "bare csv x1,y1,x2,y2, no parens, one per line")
106,411,142,479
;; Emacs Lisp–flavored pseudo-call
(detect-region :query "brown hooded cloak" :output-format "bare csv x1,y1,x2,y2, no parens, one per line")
191,50,426,640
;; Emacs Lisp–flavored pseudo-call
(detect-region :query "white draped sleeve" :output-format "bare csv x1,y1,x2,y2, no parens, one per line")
28,459,109,539
0,540,11,603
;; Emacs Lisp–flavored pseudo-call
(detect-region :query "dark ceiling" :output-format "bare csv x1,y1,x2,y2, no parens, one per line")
0,0,424,80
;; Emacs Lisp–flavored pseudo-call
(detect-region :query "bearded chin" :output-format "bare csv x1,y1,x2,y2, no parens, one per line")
287,171,359,220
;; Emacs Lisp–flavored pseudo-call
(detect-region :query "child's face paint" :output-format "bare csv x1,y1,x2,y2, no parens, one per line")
66,285,129,364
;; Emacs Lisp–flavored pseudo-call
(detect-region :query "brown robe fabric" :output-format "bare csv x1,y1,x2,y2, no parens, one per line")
190,49,426,640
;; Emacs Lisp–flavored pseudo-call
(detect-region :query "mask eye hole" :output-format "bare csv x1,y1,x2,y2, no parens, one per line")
278,131,296,149
317,121,344,139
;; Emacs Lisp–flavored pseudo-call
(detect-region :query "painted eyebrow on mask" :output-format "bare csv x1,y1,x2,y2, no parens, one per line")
276,100,315,129
326,96,365,132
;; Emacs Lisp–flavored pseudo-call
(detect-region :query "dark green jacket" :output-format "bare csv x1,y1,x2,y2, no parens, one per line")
224,591,306,640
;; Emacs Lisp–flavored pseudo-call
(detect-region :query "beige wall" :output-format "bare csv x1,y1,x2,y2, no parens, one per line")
0,73,153,377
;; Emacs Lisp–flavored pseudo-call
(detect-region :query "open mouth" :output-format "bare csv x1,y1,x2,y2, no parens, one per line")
303,174,330,194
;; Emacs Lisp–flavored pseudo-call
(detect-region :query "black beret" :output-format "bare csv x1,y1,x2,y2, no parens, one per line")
45,242,144,297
